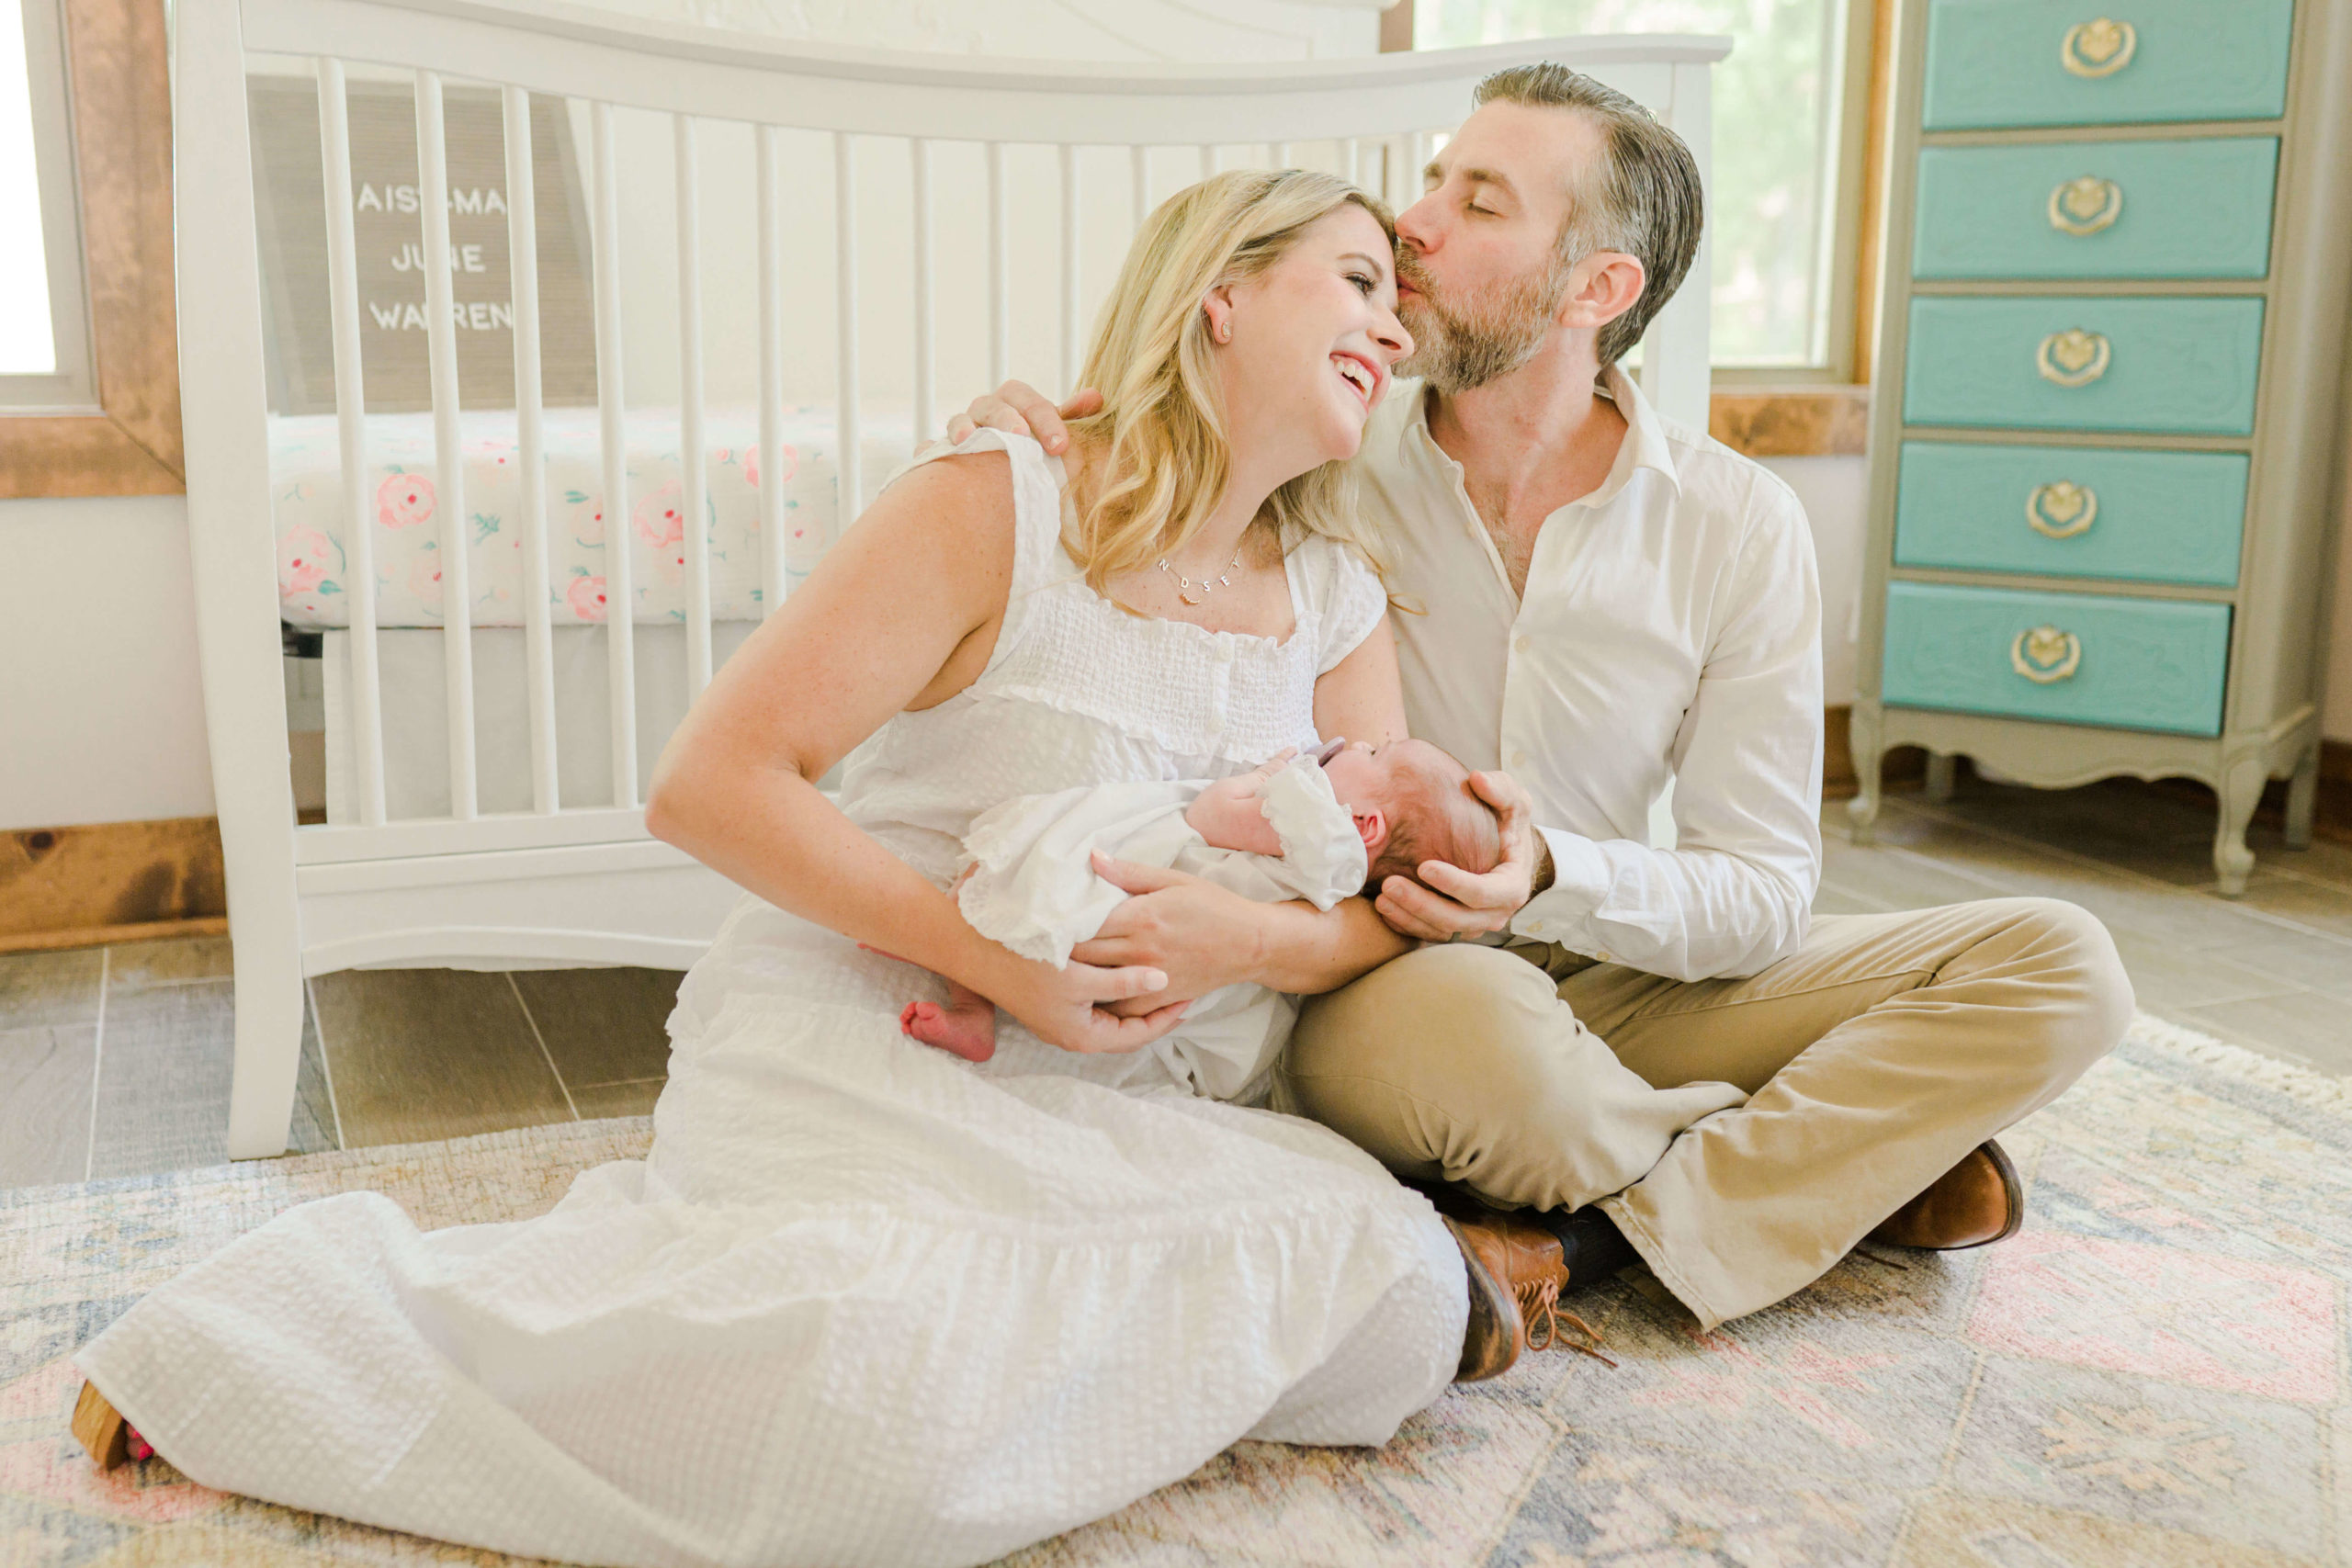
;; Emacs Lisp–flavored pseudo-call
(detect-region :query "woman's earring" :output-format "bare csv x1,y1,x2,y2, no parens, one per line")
1216,322,1231,344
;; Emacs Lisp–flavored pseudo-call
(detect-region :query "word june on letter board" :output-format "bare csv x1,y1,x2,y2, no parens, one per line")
249,75,598,416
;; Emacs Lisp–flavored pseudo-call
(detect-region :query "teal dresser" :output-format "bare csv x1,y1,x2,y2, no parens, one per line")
1850,0,2352,892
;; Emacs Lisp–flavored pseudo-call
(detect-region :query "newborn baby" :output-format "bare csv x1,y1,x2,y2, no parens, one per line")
900,737,1503,1100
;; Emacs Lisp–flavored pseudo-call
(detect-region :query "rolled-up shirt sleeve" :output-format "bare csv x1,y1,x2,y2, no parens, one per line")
1508,484,1825,981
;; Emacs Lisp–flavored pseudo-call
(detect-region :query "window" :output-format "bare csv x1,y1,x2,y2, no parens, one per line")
1,0,94,407
1417,0,1872,376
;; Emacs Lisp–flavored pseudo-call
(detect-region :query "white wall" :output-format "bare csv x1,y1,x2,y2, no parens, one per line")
1759,453,1867,707
0,495,217,830
2325,444,2352,743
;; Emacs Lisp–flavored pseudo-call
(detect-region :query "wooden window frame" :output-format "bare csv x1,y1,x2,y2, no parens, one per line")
0,0,182,498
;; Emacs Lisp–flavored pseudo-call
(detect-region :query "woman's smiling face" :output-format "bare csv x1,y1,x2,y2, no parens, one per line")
1211,204,1414,474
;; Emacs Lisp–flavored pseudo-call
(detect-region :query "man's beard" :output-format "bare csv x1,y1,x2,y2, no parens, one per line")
1395,251,1571,395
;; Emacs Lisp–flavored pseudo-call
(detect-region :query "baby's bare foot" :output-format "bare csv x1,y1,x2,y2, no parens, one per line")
900,999,997,1063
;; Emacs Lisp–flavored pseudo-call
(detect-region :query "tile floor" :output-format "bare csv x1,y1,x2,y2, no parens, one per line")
3,773,2347,1188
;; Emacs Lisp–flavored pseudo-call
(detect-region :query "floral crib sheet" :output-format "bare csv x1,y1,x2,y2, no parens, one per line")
272,405,916,628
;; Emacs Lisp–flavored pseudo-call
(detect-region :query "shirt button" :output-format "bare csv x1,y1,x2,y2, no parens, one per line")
1511,750,1528,767
1215,643,1234,663
1513,636,1531,655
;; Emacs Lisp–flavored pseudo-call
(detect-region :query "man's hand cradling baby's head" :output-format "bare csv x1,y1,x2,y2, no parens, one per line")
1316,739,1505,893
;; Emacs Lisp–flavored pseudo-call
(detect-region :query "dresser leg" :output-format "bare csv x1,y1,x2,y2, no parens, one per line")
1847,786,1883,845
1846,703,1883,846
2285,744,2319,851
2212,752,2266,897
1924,752,1957,803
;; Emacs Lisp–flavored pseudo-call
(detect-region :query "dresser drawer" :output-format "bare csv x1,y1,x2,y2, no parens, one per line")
1882,582,2229,734
1922,0,2294,130
1894,442,2247,585
1913,139,2278,280
1904,297,2263,434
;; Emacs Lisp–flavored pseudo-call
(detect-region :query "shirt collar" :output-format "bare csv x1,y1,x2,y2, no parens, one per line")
1590,362,1683,505
1394,362,1684,509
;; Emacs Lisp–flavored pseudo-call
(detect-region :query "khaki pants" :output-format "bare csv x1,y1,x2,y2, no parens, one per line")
1274,897,2134,1330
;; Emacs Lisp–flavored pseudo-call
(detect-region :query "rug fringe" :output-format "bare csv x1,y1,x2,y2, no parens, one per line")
2125,1013,2352,1116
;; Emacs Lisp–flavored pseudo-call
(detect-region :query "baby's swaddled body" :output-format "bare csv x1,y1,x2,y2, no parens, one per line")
952,756,1368,1102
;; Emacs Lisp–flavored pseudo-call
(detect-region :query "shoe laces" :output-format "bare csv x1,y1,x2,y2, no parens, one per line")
1516,1278,1617,1368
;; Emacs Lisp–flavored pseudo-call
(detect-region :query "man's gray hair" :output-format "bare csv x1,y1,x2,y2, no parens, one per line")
1473,62,1705,367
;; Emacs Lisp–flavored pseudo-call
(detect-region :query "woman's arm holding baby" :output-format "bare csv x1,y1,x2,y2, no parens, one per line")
646,454,1185,1055
1078,621,1414,1000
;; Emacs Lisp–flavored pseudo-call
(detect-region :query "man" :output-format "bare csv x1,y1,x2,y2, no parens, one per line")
947,64,2133,1348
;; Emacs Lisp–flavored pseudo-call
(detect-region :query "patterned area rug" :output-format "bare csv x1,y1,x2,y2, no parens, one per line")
4,1013,2346,1567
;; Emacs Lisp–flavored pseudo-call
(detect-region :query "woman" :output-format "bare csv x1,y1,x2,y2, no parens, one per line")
74,172,1527,1568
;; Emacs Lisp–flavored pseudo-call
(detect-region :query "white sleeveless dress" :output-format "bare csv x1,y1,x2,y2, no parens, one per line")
77,432,1467,1568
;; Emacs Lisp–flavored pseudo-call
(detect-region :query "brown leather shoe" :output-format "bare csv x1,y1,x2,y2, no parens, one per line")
1442,1214,1526,1382
73,1382,130,1472
1867,1140,2025,1250
1442,1208,1614,1381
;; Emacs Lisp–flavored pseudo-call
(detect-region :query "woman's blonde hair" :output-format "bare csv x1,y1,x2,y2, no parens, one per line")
1063,168,1395,593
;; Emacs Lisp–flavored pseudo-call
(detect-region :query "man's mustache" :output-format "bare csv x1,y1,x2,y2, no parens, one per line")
1395,251,1438,301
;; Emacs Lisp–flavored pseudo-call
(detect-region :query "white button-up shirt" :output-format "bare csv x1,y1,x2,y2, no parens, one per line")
1357,366,1824,981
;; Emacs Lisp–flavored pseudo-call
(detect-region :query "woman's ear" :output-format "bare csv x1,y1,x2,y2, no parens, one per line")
1203,288,1237,345
1352,807,1387,852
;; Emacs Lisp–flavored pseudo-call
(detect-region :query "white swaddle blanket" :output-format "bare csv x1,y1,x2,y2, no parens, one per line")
956,757,1367,1102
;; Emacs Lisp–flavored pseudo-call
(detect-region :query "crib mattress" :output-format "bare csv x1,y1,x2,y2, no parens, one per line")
272,406,916,628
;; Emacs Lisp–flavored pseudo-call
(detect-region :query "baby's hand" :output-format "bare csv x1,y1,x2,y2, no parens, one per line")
1183,751,1296,856
1238,747,1299,795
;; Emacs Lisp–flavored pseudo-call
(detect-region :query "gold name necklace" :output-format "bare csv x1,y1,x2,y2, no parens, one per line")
1156,549,1244,607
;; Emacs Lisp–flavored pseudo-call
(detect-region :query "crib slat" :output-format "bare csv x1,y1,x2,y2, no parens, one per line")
591,101,638,808
1059,142,1080,391
1198,144,1214,180
316,59,387,828
1407,130,1431,208
414,69,477,821
503,86,558,816
911,138,934,446
1130,143,1148,230
986,141,1007,390
835,131,862,520
675,114,713,698
1272,141,1291,167
756,125,786,621
1343,136,1361,187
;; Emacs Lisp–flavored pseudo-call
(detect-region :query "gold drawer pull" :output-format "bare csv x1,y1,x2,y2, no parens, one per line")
2012,626,2083,683
2062,17,2137,77
2038,329,2110,388
2027,480,2098,537
2049,175,2122,236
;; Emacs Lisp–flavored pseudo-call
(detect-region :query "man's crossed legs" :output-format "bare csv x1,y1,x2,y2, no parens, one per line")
1276,897,2135,1330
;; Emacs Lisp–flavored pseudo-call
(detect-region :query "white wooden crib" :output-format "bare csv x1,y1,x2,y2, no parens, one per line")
174,0,1727,1156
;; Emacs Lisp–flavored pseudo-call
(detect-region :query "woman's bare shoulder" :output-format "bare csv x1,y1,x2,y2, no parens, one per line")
831,450,1019,592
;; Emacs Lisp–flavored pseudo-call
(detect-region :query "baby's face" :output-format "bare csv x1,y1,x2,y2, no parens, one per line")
1317,739,1397,813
